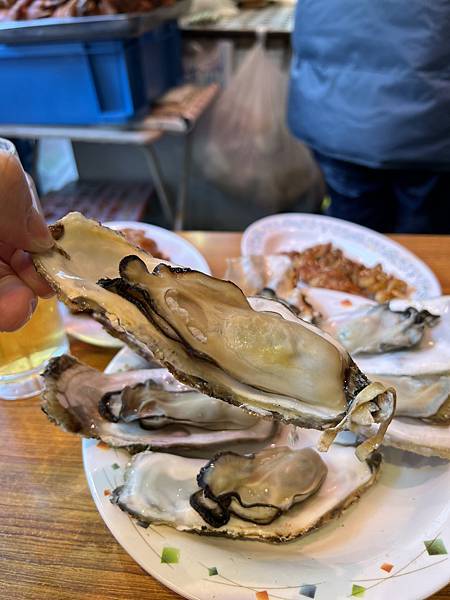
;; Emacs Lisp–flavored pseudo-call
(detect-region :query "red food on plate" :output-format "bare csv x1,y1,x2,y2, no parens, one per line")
284,243,409,302
120,228,170,261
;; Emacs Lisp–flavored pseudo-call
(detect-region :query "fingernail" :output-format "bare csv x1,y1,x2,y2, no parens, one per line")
26,209,53,252
28,297,37,318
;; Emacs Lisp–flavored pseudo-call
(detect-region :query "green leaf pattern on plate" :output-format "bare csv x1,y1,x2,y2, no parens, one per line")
161,547,180,564
351,584,366,597
424,538,448,556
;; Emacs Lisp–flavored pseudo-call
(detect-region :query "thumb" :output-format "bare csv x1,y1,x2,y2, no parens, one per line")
0,149,53,253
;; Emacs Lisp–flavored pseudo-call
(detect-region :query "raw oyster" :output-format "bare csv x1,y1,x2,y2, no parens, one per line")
33,213,395,459
190,447,327,526
321,303,439,354
101,256,395,458
111,429,381,542
326,292,450,377
225,255,319,323
43,355,277,453
370,373,450,424
99,379,260,431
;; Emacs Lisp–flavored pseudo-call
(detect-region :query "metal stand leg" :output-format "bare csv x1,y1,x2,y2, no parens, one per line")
174,131,193,231
141,144,173,226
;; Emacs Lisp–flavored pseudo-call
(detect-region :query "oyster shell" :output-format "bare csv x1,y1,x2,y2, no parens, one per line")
359,419,450,460
43,355,277,453
111,428,381,542
34,213,395,459
190,446,327,526
33,212,172,359
321,303,439,354
370,373,450,424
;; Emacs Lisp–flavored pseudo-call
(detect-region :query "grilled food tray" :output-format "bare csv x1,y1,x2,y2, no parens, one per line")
0,0,190,43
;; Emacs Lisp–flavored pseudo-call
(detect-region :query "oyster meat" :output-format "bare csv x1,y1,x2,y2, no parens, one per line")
190,446,327,526
43,355,277,453
321,303,439,354
329,295,450,377
34,213,395,458
100,379,261,431
112,428,381,542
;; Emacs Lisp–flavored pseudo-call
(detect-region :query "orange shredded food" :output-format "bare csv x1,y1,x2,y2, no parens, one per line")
283,243,409,302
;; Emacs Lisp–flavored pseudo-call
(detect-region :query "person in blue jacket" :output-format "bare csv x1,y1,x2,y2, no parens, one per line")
288,1,450,233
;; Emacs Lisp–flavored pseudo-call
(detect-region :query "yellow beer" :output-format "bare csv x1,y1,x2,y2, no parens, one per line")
0,298,68,398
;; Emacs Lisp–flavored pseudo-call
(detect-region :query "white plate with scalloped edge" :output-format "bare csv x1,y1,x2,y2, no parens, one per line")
82,346,450,600
242,214,441,300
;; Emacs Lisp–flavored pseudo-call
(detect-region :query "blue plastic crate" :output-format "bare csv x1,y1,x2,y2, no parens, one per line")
0,21,181,125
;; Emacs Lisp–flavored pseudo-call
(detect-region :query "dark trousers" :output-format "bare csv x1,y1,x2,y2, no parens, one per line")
314,153,450,233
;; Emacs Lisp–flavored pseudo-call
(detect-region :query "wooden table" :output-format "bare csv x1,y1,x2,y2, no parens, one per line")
0,232,449,600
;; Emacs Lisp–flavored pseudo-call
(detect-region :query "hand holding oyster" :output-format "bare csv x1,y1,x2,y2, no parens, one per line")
33,212,396,459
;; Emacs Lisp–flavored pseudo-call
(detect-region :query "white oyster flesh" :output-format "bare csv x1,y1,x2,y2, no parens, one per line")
33,213,395,459
111,429,380,542
360,418,450,460
321,303,438,354
370,373,450,422
42,355,277,454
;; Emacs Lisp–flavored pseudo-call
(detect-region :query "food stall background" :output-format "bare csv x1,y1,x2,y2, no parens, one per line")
0,0,324,230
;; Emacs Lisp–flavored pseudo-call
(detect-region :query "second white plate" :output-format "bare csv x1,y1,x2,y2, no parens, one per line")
241,213,441,300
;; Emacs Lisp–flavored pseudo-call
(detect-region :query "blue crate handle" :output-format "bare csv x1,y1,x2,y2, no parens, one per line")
84,41,136,122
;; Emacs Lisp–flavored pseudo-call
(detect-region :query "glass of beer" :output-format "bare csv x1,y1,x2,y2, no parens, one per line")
0,298,69,399
0,139,69,400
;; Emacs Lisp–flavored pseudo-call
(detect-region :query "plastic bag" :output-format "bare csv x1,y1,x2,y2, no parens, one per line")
195,33,319,212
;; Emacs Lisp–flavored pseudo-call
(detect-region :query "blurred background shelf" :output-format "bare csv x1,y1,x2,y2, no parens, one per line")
0,84,219,230
181,5,294,35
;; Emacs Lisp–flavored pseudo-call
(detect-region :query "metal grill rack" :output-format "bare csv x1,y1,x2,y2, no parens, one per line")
182,6,294,34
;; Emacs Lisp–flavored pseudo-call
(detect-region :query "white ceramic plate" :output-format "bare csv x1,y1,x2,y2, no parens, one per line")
62,221,211,348
241,214,441,300
82,347,450,600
